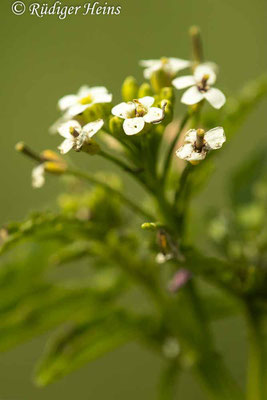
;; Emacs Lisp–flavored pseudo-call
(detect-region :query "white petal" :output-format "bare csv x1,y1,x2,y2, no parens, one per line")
194,64,217,85
123,117,145,135
88,86,108,96
204,127,226,149
172,75,195,90
204,88,226,109
92,92,112,104
49,115,69,135
138,96,155,108
168,58,191,73
139,59,159,67
181,86,204,105
201,62,219,75
82,119,104,138
58,138,74,154
184,129,197,144
32,165,45,188
176,143,206,161
143,107,164,123
66,104,90,118
77,86,91,98
58,95,78,111
143,66,158,79
57,120,82,138
176,143,194,160
112,102,135,119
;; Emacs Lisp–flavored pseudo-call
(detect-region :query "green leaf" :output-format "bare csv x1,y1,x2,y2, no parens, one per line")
230,148,267,207
35,311,147,386
0,271,125,352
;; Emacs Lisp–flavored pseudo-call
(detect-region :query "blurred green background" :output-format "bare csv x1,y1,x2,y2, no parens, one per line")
0,0,266,398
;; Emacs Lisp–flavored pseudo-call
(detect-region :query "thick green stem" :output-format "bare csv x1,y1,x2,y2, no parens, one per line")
67,168,155,220
194,353,244,400
246,304,265,400
157,360,179,400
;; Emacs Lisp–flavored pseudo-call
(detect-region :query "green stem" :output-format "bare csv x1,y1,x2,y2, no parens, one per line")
67,168,154,220
161,113,190,185
174,163,193,205
246,304,265,400
99,150,137,174
194,353,244,400
158,360,179,400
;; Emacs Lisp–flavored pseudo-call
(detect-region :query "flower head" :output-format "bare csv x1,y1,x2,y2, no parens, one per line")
176,127,226,163
32,150,67,188
58,86,112,118
57,119,104,154
140,57,191,80
111,96,166,135
172,64,226,109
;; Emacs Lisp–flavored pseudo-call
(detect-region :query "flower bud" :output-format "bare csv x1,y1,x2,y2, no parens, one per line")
141,222,157,231
161,99,173,125
41,150,63,162
150,69,172,93
44,161,67,175
109,116,123,135
121,76,139,102
168,269,192,293
159,87,175,103
81,140,100,155
83,103,111,124
138,82,153,98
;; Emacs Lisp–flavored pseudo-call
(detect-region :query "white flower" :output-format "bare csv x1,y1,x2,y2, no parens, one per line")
111,96,165,135
140,57,191,79
156,253,173,264
57,119,104,154
58,86,112,118
32,164,45,188
176,127,226,163
172,64,226,109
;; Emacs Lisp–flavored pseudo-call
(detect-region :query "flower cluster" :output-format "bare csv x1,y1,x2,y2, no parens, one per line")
18,51,227,187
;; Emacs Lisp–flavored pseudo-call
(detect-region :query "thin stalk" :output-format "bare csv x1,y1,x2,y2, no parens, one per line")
246,304,265,400
161,113,190,185
67,168,155,220
174,163,193,205
99,150,137,174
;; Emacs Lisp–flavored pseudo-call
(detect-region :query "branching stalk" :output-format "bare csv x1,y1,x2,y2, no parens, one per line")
67,168,155,220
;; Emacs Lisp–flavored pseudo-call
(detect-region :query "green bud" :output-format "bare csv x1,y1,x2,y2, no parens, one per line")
161,99,173,126
138,82,153,98
141,222,163,231
109,116,124,135
121,76,139,102
83,103,111,124
150,69,172,93
159,87,175,103
82,140,100,155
